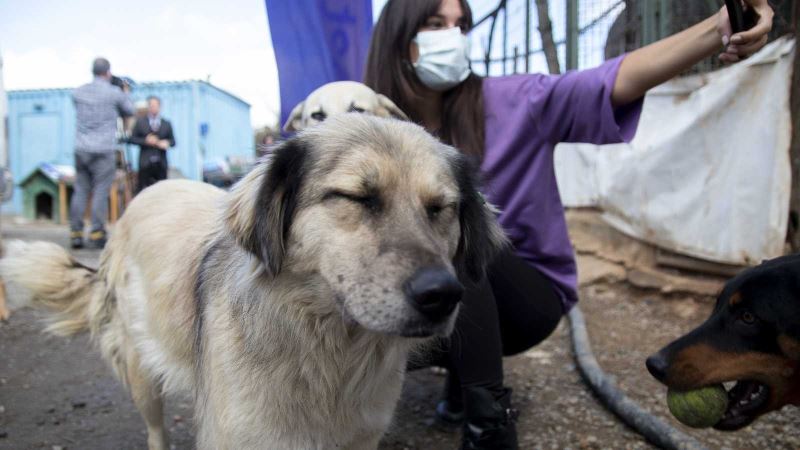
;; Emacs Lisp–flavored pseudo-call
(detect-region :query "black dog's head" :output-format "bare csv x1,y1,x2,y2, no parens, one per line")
646,254,800,430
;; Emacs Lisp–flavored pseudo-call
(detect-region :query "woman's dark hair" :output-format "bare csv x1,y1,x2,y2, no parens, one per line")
364,0,485,158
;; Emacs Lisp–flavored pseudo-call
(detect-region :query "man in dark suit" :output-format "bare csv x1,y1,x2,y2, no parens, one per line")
130,95,175,192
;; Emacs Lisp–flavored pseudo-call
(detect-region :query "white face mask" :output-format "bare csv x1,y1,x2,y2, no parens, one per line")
412,27,472,92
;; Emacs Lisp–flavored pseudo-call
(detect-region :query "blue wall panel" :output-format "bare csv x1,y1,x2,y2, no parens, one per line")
199,83,253,162
7,81,252,215
7,88,75,214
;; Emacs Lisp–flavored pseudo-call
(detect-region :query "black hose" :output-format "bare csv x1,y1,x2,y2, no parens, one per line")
568,306,708,450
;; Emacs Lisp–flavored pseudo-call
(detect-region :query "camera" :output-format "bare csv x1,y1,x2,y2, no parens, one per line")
110,75,136,90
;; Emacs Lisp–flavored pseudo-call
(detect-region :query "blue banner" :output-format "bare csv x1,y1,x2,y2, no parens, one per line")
266,0,373,127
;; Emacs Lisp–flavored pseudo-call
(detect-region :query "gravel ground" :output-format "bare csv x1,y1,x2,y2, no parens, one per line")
0,221,797,449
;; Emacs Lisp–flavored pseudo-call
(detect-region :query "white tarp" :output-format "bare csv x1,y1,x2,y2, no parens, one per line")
555,37,795,266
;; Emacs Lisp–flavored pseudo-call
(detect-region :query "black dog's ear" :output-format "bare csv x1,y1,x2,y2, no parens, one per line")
225,137,310,275
778,310,800,358
779,328,800,360
451,154,508,282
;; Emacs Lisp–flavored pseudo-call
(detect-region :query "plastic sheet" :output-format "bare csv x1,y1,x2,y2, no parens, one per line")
555,38,795,265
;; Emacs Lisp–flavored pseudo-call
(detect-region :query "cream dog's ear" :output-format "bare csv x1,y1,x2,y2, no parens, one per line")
375,94,408,121
450,152,508,282
283,100,306,132
225,136,310,276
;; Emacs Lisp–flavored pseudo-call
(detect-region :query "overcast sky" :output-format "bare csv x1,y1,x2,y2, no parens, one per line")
0,0,282,127
0,0,531,128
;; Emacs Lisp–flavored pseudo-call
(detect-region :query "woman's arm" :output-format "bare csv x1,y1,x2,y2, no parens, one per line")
612,0,774,106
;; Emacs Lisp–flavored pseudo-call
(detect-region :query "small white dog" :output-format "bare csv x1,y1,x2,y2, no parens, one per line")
284,81,408,132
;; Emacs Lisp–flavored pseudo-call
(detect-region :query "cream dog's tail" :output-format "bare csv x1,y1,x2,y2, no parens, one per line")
0,240,105,336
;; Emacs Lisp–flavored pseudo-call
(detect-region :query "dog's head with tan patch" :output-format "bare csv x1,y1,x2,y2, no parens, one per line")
226,114,506,338
646,254,800,431
283,81,408,132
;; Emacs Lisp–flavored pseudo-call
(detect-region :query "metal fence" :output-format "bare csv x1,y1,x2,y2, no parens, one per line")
468,0,795,77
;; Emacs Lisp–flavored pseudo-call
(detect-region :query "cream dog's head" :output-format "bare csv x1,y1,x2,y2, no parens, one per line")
283,81,408,132
227,114,506,338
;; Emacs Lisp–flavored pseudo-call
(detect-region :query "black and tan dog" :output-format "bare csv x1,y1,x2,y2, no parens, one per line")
646,254,800,431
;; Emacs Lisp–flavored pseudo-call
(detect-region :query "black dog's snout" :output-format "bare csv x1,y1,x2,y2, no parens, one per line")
646,352,669,382
404,267,464,321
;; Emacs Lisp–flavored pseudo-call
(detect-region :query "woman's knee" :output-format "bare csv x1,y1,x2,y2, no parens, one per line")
500,307,563,356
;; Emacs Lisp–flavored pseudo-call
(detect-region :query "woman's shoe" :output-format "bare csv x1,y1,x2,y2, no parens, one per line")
435,399,465,430
460,386,519,450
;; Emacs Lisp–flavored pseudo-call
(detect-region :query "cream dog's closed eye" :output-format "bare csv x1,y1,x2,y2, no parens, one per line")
283,81,408,132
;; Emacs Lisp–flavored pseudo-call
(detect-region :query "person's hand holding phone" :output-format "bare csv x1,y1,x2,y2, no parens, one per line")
717,0,774,63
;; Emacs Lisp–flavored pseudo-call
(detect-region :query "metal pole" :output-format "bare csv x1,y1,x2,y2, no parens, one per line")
657,0,669,39
484,4,502,76
525,0,531,72
484,43,491,76
502,2,508,75
638,0,647,46
639,0,658,47
788,0,800,250
566,0,579,70
513,46,519,74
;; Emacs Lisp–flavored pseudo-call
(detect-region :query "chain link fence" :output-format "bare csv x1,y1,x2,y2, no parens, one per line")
469,0,795,77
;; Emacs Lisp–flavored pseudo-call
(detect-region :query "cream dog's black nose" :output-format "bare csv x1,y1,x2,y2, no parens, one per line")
404,267,463,321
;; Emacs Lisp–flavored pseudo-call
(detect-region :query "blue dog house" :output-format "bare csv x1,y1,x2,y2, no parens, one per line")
6,80,253,215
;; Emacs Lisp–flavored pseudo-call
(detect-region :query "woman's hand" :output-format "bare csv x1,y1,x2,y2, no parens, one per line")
717,0,774,63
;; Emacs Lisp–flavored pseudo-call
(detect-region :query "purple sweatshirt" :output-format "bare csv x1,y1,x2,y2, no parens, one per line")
481,55,642,312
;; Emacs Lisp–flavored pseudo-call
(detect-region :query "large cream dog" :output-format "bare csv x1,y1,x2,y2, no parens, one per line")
1,114,506,450
284,81,408,132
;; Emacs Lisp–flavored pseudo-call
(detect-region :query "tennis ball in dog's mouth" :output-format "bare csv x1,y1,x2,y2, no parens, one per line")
666,385,729,428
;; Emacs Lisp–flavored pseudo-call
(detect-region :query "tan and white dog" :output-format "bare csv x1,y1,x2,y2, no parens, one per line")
1,114,505,450
283,81,408,132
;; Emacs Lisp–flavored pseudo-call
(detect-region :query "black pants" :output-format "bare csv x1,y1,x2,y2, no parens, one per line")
138,150,168,193
416,248,564,392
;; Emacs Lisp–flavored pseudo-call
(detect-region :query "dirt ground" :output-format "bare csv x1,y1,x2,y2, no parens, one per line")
0,219,798,450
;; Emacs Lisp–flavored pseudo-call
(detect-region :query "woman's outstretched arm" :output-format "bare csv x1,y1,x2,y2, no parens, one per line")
612,0,774,106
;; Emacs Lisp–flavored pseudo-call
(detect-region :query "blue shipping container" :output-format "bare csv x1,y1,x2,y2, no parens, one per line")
7,80,252,215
